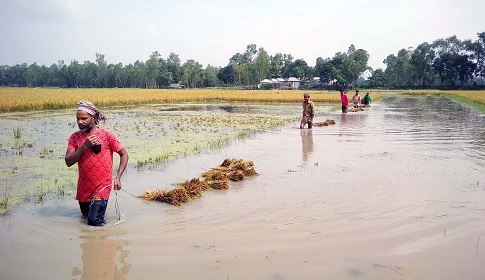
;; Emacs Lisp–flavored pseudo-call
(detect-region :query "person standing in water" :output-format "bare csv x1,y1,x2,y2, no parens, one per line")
352,90,361,108
65,100,129,226
340,90,349,113
300,93,315,129
363,92,371,106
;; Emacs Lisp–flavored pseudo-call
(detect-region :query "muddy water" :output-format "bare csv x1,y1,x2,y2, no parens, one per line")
1,95,485,280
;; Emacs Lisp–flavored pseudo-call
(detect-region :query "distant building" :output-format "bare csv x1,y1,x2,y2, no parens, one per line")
258,77,301,90
167,83,185,89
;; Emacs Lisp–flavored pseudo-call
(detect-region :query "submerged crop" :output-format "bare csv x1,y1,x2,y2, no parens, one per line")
0,102,330,214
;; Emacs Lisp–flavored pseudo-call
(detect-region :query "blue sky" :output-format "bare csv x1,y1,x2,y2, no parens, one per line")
1,0,484,70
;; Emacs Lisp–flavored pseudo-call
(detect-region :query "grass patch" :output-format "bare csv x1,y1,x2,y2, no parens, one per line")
442,93,485,113
388,89,485,112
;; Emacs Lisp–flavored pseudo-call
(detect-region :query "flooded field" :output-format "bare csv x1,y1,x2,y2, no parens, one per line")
0,102,318,212
1,95,485,279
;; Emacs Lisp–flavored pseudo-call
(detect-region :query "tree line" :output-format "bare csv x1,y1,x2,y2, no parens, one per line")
370,32,485,88
0,32,484,89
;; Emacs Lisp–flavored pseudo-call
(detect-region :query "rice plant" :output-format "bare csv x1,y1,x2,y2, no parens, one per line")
0,87,380,113
0,183,10,211
13,127,21,139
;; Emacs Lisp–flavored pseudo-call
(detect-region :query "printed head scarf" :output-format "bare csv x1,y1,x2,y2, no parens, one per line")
76,100,106,124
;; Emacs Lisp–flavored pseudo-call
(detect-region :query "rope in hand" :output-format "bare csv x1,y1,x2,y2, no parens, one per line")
120,188,138,198
115,190,121,221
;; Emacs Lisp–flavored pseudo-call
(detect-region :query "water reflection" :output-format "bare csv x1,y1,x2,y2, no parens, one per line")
72,229,131,280
300,129,314,162
340,113,347,126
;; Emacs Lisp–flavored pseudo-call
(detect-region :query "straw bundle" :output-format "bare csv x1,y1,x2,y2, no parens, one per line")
243,166,258,177
220,158,232,167
201,168,228,181
348,107,364,112
178,178,209,199
314,119,336,127
139,188,166,201
140,158,258,206
232,159,254,170
228,170,245,181
161,188,190,206
207,180,229,190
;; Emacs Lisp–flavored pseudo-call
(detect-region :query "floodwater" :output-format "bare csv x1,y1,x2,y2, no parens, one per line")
1,94,485,280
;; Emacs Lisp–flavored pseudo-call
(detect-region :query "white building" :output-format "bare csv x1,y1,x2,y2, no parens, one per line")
258,77,301,89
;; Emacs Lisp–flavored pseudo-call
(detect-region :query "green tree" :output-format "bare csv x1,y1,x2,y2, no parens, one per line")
254,47,270,82
314,57,334,85
346,45,370,85
368,68,388,88
82,61,97,88
329,52,348,86
432,36,475,86
95,53,108,87
284,59,309,79
157,58,173,87
464,32,485,80
476,32,485,79
410,42,436,86
57,60,68,87
167,52,182,83
145,51,161,88
108,63,124,88
181,59,203,88
45,63,60,87
132,60,146,88
25,63,41,87
229,44,258,86
67,60,83,88
269,53,294,78
202,65,219,87
217,64,235,85
383,48,412,87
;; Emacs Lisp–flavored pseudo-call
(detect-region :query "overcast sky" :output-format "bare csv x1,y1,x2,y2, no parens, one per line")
1,0,484,70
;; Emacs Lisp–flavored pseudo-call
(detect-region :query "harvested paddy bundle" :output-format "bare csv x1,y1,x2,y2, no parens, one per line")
313,119,336,127
207,180,229,190
139,188,166,201
140,158,257,206
220,158,233,167
177,178,209,199
214,158,257,179
140,178,207,204
228,170,245,181
202,158,258,180
243,166,258,177
232,159,254,170
348,107,364,112
161,188,190,206
201,168,229,181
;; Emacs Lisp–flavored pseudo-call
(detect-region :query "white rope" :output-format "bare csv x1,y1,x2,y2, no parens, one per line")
114,190,125,225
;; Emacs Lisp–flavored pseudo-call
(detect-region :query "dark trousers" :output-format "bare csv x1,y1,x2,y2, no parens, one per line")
79,199,108,226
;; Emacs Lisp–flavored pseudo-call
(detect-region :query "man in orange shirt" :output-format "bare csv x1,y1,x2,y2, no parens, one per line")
65,101,129,226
